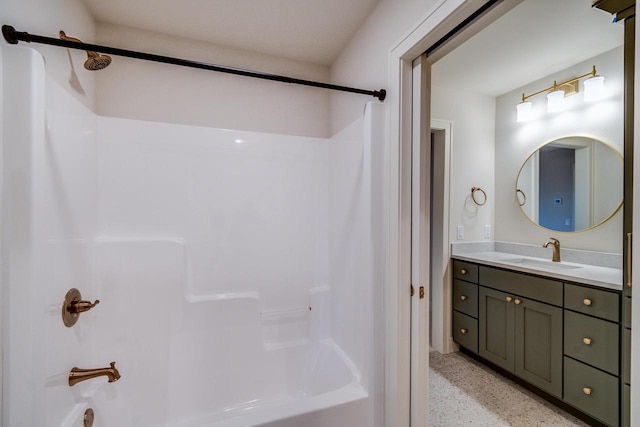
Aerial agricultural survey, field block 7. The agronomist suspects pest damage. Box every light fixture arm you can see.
[520,65,598,102]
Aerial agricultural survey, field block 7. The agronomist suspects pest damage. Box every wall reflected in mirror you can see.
[516,136,622,232]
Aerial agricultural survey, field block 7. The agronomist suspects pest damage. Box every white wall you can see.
[94,23,332,138]
[0,2,332,139]
[495,47,624,253]
[0,0,96,108]
[330,0,443,135]
[431,86,496,242]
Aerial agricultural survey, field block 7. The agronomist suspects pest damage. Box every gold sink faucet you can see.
[543,237,561,262]
[69,361,121,387]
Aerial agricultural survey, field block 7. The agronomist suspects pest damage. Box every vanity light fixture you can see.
[546,85,566,113]
[583,74,606,101]
[516,65,604,122]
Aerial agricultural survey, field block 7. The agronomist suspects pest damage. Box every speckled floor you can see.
[429,350,589,426]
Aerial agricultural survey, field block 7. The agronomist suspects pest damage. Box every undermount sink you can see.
[500,257,582,270]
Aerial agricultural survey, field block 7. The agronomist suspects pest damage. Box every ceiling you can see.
[81,0,380,66]
[81,0,623,94]
[433,0,625,97]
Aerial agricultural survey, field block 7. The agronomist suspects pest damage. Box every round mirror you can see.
[515,136,622,232]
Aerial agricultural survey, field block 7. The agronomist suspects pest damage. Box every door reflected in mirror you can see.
[516,136,622,232]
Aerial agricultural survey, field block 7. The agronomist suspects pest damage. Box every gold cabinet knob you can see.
[583,337,592,345]
[583,298,592,306]
[460,295,468,301]
[514,299,522,305]
[583,387,592,396]
[460,328,468,334]
[460,269,468,275]
[506,296,513,302]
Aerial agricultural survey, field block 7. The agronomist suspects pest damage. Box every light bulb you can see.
[583,75,605,102]
[516,101,533,122]
[547,90,565,113]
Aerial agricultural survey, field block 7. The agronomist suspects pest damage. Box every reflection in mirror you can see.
[516,136,622,232]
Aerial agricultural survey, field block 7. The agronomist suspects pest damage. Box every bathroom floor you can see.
[429,350,589,426]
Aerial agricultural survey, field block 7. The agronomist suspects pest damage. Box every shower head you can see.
[59,30,112,71]
[84,51,112,71]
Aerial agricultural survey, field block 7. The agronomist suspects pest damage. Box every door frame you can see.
[384,0,522,425]
[430,119,453,354]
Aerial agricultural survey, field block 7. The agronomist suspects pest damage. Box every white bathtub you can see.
[173,340,368,427]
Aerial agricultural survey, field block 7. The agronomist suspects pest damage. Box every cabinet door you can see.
[479,287,515,372]
[515,297,562,398]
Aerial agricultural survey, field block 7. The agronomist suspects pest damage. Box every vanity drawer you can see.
[624,296,631,328]
[479,266,562,306]
[453,311,478,353]
[624,327,631,384]
[453,279,478,318]
[453,260,478,283]
[564,283,620,322]
[564,310,619,375]
[564,356,619,427]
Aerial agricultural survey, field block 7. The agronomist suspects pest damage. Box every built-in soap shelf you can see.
[261,306,311,350]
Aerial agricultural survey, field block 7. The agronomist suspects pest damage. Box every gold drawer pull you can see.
[583,338,592,345]
[583,387,592,396]
[460,328,468,334]
[460,295,468,301]
[506,296,513,302]
[514,299,522,305]
[583,298,592,306]
[460,269,468,275]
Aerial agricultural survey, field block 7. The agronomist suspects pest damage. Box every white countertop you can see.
[452,251,623,291]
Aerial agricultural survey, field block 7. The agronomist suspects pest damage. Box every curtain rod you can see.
[2,25,386,101]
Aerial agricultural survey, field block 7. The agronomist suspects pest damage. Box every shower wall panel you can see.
[328,102,385,427]
[96,119,329,314]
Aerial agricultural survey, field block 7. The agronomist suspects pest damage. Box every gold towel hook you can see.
[471,187,487,206]
[516,189,526,207]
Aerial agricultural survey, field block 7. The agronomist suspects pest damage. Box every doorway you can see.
[429,120,452,354]
[388,0,629,426]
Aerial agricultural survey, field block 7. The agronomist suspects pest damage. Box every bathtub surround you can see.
[1,46,383,426]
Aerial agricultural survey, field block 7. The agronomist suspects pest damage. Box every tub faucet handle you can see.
[62,288,100,327]
[72,299,100,314]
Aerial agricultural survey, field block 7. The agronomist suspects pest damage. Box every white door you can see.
[410,53,430,427]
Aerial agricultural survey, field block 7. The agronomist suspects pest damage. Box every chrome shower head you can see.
[59,30,112,71]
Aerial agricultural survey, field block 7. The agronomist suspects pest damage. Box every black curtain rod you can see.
[2,25,386,101]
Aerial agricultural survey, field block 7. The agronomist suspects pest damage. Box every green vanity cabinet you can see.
[478,285,562,398]
[452,258,624,425]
